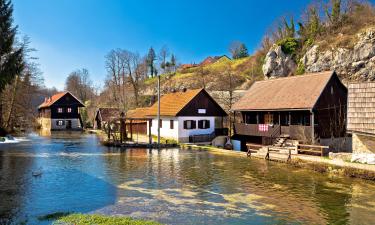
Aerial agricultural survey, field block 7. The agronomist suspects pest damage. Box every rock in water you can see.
[262,45,297,79]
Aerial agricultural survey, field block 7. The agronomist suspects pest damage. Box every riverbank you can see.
[180,144,375,181]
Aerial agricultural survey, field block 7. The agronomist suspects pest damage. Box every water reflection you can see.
[1,134,375,225]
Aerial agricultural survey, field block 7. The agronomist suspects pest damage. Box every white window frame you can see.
[67,107,72,113]
[58,107,63,113]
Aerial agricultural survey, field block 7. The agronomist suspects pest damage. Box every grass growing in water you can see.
[38,212,72,221]
[53,214,162,225]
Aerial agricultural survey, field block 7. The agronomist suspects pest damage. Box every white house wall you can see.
[149,117,179,140]
[148,116,218,143]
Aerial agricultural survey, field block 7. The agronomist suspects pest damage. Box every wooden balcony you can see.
[234,123,312,140]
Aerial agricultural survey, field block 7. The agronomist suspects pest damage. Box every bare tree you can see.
[158,45,169,73]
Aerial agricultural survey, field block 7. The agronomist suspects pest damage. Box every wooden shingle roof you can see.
[347,82,375,135]
[232,71,335,111]
[97,108,122,122]
[147,89,203,116]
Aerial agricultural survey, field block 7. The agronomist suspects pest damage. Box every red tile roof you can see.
[147,89,203,116]
[38,92,84,109]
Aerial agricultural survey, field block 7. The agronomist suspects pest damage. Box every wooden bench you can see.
[265,147,292,162]
[297,144,329,157]
[246,143,263,157]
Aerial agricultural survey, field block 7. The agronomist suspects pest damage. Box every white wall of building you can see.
[148,116,218,142]
[149,117,179,140]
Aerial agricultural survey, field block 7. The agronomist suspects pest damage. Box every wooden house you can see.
[38,92,85,131]
[94,107,123,129]
[126,107,150,135]
[231,71,347,150]
[347,82,375,153]
[146,88,228,143]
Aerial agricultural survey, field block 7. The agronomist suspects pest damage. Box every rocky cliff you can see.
[263,27,375,81]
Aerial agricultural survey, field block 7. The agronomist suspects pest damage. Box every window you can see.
[56,120,64,126]
[183,120,196,129]
[198,120,210,129]
[67,107,72,113]
[170,120,174,129]
[159,119,162,128]
[57,108,63,113]
[198,109,206,114]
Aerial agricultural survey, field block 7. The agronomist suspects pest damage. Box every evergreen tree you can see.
[0,0,24,127]
[170,54,176,72]
[232,43,249,59]
[326,0,342,27]
[146,47,156,77]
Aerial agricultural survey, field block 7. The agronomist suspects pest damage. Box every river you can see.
[0,133,374,225]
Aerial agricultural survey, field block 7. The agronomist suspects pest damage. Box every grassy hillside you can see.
[144,55,264,93]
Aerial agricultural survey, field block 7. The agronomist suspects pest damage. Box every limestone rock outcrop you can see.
[262,45,297,79]
[301,27,375,80]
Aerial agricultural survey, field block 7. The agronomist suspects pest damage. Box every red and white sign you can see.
[258,124,269,132]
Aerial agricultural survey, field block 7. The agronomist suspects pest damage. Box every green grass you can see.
[53,213,162,225]
[38,212,72,221]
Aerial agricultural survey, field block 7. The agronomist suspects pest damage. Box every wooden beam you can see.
[311,111,315,144]
[148,119,152,144]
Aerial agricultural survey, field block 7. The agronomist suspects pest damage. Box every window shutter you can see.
[198,120,203,129]
[170,120,174,129]
[184,120,187,129]
[191,120,196,129]
[206,120,210,129]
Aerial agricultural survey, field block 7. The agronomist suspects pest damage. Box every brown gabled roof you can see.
[232,71,335,111]
[97,108,122,122]
[147,89,203,116]
[38,91,84,109]
[126,107,151,119]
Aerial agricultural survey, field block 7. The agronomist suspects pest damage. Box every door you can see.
[66,120,72,129]
[264,113,274,125]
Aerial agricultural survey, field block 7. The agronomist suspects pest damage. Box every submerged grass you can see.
[53,213,162,225]
[38,212,72,221]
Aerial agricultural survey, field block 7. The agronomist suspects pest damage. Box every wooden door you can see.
[264,113,273,124]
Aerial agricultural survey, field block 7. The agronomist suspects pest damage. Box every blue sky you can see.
[13,0,316,90]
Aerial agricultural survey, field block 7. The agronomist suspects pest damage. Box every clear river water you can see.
[1,133,375,225]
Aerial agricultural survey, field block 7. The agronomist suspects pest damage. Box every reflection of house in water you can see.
[38,92,85,131]
[347,82,375,153]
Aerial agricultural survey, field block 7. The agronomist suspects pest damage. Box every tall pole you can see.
[157,75,161,147]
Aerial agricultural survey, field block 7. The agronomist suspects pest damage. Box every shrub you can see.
[296,61,305,75]
[276,37,300,56]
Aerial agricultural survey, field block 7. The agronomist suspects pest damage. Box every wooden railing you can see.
[233,123,281,137]
[297,144,329,156]
[234,123,313,140]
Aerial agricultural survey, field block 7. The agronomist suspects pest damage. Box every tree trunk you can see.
[5,76,19,130]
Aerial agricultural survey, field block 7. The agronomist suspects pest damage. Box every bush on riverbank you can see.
[53,213,162,225]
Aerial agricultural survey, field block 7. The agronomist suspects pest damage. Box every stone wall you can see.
[352,133,375,154]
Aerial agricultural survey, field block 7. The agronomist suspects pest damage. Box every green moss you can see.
[53,213,162,225]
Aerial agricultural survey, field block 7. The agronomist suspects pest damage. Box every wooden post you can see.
[148,119,152,144]
[256,112,259,124]
[278,112,281,125]
[130,120,133,141]
[288,112,291,125]
[311,111,315,144]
